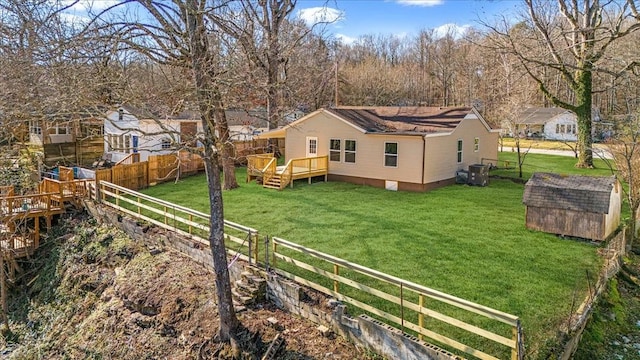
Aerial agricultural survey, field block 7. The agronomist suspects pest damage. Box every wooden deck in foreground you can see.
[1,179,88,260]
[247,155,329,190]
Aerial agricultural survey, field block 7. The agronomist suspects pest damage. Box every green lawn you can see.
[139,152,610,358]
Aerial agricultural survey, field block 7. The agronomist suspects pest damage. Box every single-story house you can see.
[104,105,203,163]
[226,108,269,141]
[522,172,621,241]
[506,107,605,141]
[257,106,499,192]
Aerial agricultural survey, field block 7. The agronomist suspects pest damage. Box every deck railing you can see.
[246,153,275,181]
[261,157,278,186]
[39,178,88,202]
[278,155,329,189]
[115,152,141,166]
[272,236,523,360]
[94,181,261,265]
[0,193,61,218]
[0,186,14,198]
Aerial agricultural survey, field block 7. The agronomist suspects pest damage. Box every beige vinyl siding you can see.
[423,115,498,184]
[285,111,424,183]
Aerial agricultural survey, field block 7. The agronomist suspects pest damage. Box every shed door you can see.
[306,136,318,158]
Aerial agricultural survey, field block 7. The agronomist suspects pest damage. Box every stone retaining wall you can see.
[84,200,456,360]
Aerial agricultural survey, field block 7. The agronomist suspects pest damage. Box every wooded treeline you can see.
[1,1,639,136]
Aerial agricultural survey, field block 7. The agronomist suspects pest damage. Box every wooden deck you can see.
[0,192,66,258]
[1,178,87,260]
[246,155,329,190]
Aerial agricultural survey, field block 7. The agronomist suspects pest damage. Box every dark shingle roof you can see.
[326,106,473,134]
[522,172,616,214]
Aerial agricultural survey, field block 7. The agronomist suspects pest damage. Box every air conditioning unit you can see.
[468,164,489,186]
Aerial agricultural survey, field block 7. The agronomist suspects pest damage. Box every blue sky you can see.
[60,0,519,43]
[296,0,520,43]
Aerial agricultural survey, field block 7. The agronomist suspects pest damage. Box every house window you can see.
[474,137,479,152]
[161,138,171,150]
[457,139,463,163]
[329,139,341,162]
[384,142,398,167]
[345,140,356,163]
[29,121,42,135]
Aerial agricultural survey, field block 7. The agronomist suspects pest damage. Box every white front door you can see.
[306,136,318,158]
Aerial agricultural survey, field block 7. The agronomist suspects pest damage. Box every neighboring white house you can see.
[104,106,202,163]
[507,107,603,141]
[226,108,269,141]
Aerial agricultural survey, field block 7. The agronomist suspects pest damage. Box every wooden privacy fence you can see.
[92,181,260,265]
[98,151,205,190]
[271,237,523,360]
[148,151,204,185]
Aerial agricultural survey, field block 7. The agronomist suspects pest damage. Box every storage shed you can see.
[522,173,621,241]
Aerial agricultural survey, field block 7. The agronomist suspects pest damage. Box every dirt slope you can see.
[1,215,377,359]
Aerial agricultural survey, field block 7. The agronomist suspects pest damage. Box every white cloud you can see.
[396,0,444,7]
[335,33,357,45]
[297,7,344,27]
[59,12,90,25]
[433,23,470,39]
[61,0,120,12]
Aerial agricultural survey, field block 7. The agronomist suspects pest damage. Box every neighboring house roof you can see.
[517,108,571,125]
[326,106,473,134]
[225,109,268,127]
[522,172,616,214]
[119,104,159,119]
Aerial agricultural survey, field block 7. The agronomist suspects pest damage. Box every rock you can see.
[623,336,631,344]
[613,340,622,346]
[317,325,331,337]
[327,299,341,309]
[267,317,279,327]
[149,248,162,256]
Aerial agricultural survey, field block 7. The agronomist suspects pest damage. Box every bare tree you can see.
[605,111,640,245]
[209,0,298,129]
[484,0,640,168]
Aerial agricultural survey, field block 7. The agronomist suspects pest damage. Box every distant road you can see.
[501,146,613,160]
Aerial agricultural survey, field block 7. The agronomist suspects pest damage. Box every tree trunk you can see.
[185,0,238,342]
[214,105,239,190]
[203,143,239,341]
[575,69,594,168]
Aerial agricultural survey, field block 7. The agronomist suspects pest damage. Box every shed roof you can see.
[522,172,617,214]
[326,106,473,134]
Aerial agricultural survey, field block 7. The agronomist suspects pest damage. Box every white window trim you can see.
[306,136,318,157]
[384,142,398,168]
[161,138,171,150]
[344,139,356,164]
[329,138,341,162]
[457,139,463,164]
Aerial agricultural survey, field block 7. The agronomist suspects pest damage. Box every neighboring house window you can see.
[474,137,479,152]
[29,121,42,135]
[329,139,341,162]
[345,140,356,163]
[384,142,398,167]
[556,124,576,135]
[55,123,69,135]
[457,139,463,163]
[161,138,171,149]
[124,135,131,153]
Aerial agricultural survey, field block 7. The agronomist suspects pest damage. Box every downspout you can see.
[421,135,426,186]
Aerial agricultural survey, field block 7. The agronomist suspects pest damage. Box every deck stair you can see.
[246,155,329,190]
[262,175,283,189]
